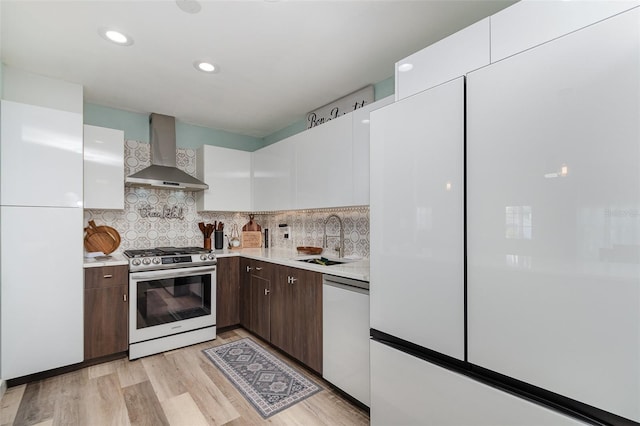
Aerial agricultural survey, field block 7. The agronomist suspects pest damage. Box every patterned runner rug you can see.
[203,338,323,418]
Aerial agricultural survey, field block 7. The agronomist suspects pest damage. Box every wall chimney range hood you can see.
[125,113,209,191]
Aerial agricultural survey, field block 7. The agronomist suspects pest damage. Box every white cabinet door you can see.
[352,96,394,206]
[295,113,353,209]
[1,100,83,207]
[197,145,251,212]
[370,341,587,426]
[83,124,124,210]
[467,9,640,422]
[396,18,489,100]
[252,137,296,212]
[490,0,639,62]
[1,206,84,379]
[370,78,465,360]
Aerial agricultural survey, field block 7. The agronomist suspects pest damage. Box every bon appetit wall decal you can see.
[306,85,373,129]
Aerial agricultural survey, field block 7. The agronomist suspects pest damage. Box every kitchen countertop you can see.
[83,252,128,268]
[212,247,370,282]
[83,247,369,281]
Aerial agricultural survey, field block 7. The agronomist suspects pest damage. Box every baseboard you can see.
[0,379,7,400]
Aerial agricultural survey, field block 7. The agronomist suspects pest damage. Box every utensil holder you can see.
[204,237,212,250]
[214,230,224,250]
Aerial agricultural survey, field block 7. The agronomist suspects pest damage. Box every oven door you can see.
[129,265,216,344]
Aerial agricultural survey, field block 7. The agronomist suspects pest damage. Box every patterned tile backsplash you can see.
[85,140,370,258]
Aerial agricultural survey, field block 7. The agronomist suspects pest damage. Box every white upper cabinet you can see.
[295,113,353,210]
[490,0,640,62]
[1,100,83,208]
[197,145,252,212]
[83,125,124,210]
[352,96,394,206]
[395,18,489,100]
[252,137,296,212]
[2,65,83,114]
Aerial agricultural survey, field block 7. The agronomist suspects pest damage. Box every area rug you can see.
[203,338,322,418]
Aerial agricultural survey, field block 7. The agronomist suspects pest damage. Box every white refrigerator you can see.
[1,100,84,379]
[369,7,639,425]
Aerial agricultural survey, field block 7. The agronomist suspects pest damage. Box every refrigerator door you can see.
[1,206,84,379]
[370,77,465,360]
[467,9,639,422]
[370,341,587,426]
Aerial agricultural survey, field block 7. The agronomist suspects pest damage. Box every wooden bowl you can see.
[296,246,323,255]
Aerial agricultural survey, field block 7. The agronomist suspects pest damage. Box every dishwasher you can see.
[322,274,370,407]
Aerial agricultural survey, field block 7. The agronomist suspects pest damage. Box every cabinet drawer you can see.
[243,260,271,278]
[84,265,128,289]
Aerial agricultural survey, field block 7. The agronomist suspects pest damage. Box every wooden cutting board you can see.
[241,231,262,248]
[84,220,121,254]
[242,214,261,231]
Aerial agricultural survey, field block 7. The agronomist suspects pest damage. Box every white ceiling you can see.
[1,0,515,139]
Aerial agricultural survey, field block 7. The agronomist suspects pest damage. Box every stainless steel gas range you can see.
[123,247,217,359]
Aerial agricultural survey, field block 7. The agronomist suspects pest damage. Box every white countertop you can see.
[83,253,128,268]
[83,247,369,281]
[214,247,370,282]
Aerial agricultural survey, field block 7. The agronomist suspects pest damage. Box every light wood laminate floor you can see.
[1,328,369,426]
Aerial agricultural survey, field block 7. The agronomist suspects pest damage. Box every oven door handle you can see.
[130,266,216,280]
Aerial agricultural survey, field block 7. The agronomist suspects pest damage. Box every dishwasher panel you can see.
[322,275,370,406]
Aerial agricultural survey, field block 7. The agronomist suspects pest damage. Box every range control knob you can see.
[152,257,161,264]
[200,254,207,261]
[142,258,151,265]
[208,254,216,260]
[132,259,141,266]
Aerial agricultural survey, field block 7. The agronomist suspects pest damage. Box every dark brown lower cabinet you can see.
[216,256,240,328]
[240,258,272,342]
[84,265,129,360]
[238,259,322,373]
[272,265,322,373]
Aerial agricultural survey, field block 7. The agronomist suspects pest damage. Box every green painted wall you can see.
[83,103,262,152]
[261,75,395,147]
[262,120,307,147]
[84,104,148,142]
[374,76,395,100]
[84,74,395,152]
[175,121,261,151]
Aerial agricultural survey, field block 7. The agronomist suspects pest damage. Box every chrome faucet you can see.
[323,214,344,258]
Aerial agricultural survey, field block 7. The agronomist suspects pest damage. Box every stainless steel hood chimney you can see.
[125,113,209,191]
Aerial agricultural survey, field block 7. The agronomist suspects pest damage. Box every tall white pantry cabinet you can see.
[0,69,84,380]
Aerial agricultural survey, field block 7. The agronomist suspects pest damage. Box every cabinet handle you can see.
[103,274,113,279]
[255,267,263,271]
[246,266,253,272]
[264,288,270,295]
[123,294,127,302]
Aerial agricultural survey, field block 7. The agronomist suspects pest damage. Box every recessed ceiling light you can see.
[398,63,413,72]
[176,0,201,14]
[98,27,134,46]
[194,61,219,73]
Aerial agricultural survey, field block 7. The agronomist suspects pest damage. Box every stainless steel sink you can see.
[296,257,347,266]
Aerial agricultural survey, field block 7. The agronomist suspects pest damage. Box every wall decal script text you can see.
[138,204,185,220]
